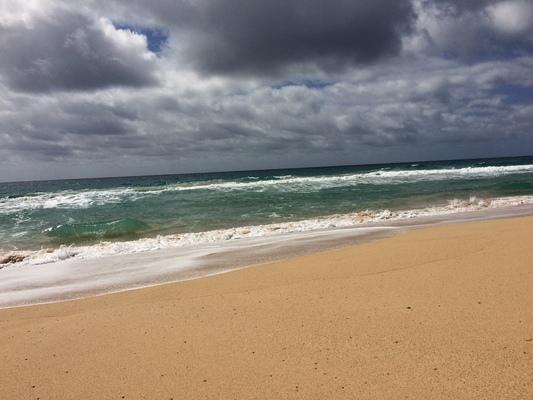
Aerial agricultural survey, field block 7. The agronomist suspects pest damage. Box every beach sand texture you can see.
[1,216,532,399]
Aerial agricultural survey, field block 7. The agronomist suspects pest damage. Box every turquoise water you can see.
[1,156,533,254]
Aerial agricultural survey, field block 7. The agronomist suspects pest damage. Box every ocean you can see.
[2,156,533,267]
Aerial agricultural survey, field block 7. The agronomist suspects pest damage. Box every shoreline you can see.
[4,194,533,265]
[1,215,532,399]
[1,201,533,309]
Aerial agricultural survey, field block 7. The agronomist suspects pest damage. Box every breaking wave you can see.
[2,195,533,267]
[2,164,533,214]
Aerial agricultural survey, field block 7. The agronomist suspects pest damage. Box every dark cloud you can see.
[130,0,415,75]
[0,8,157,92]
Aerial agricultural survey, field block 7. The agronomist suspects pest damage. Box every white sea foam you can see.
[2,194,533,268]
[158,164,533,192]
[0,187,141,214]
[2,164,533,214]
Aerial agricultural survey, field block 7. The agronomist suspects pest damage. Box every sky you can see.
[1,0,533,182]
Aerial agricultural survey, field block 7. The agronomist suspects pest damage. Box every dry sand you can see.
[1,216,532,399]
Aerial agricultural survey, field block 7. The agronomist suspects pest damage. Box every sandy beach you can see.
[1,216,532,399]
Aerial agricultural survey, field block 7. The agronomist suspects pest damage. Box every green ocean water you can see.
[1,156,533,254]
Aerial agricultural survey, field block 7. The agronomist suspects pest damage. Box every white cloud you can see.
[98,17,155,61]
[488,1,533,36]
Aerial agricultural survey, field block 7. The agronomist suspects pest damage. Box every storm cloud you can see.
[0,0,532,181]
[148,0,416,75]
[0,6,157,92]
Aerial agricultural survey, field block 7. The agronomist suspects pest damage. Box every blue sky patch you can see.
[114,23,169,53]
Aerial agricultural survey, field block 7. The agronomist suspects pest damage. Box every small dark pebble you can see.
[0,254,26,264]
[406,307,412,310]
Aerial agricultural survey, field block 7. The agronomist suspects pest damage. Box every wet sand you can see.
[0,216,532,399]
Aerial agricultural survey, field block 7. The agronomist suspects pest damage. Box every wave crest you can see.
[2,164,533,214]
